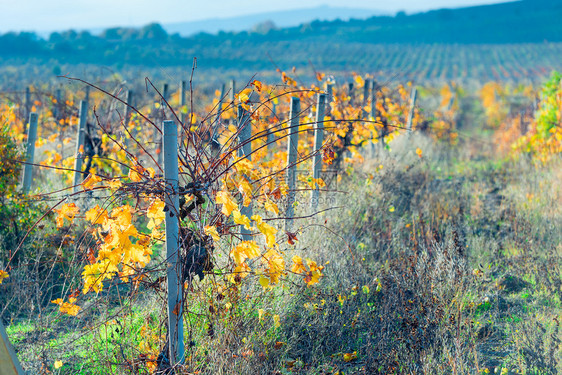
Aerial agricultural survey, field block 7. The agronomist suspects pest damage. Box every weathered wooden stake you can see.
[311,94,326,212]
[0,321,25,375]
[163,119,184,366]
[326,83,334,117]
[285,97,300,231]
[162,83,169,102]
[73,100,88,192]
[237,105,253,241]
[24,87,31,127]
[22,112,38,194]
[348,82,354,106]
[362,79,371,118]
[406,87,418,132]
[230,80,236,102]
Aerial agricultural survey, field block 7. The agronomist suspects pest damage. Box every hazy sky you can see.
[0,0,511,33]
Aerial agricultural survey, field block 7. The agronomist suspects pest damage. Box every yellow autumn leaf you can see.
[237,88,252,103]
[204,225,220,241]
[259,275,270,289]
[258,308,265,322]
[85,205,108,225]
[238,177,253,207]
[51,298,80,316]
[305,259,324,286]
[354,74,365,88]
[229,262,251,283]
[0,270,9,284]
[107,179,123,190]
[252,215,277,247]
[230,241,261,265]
[216,190,238,216]
[290,255,307,274]
[54,202,79,228]
[146,167,156,178]
[343,351,357,362]
[82,173,102,190]
[233,210,252,229]
[54,360,63,369]
[110,205,134,229]
[82,259,118,294]
[262,249,285,284]
[128,165,144,182]
[273,314,281,328]
[251,80,263,92]
[416,148,423,158]
[147,199,166,230]
[264,199,279,215]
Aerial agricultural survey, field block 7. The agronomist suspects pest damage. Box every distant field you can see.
[1,42,561,89]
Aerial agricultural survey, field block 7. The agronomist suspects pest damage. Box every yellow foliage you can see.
[85,205,108,226]
[232,209,252,229]
[51,297,81,316]
[204,225,220,241]
[216,190,238,216]
[252,215,277,247]
[146,199,166,230]
[0,270,9,284]
[230,241,261,265]
[264,199,279,215]
[82,173,102,190]
[262,248,285,284]
[55,202,79,228]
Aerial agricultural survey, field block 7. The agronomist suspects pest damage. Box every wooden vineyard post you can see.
[24,87,31,128]
[0,321,25,375]
[348,82,354,106]
[326,83,333,117]
[162,83,169,103]
[311,94,326,212]
[121,90,133,175]
[155,85,169,167]
[73,100,88,193]
[54,88,62,121]
[362,79,371,118]
[22,112,38,194]
[163,119,184,366]
[230,80,236,102]
[285,97,300,231]
[237,105,253,241]
[407,87,418,133]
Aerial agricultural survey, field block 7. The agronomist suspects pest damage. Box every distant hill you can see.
[2,0,562,83]
[164,6,386,36]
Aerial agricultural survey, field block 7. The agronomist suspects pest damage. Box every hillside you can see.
[1,0,562,83]
[164,6,385,36]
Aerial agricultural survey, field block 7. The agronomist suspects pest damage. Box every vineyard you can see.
[0,67,561,374]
